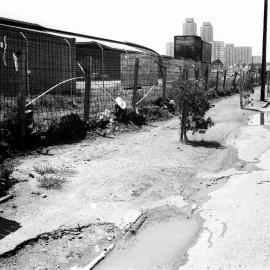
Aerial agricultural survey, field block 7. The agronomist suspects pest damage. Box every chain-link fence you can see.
[0,22,259,148]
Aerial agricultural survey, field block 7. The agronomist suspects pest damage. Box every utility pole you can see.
[261,0,268,101]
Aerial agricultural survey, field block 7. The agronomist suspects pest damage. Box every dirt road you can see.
[0,93,257,269]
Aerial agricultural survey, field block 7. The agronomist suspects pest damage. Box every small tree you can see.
[173,79,214,142]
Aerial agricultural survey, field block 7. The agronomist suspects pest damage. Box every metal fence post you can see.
[240,71,244,109]
[233,72,237,92]
[205,64,209,91]
[255,72,257,84]
[17,51,27,150]
[162,66,167,100]
[215,71,219,91]
[84,57,92,122]
[267,70,270,97]
[223,69,227,90]
[132,58,140,110]
[156,59,167,100]
[260,112,265,125]
[185,68,189,80]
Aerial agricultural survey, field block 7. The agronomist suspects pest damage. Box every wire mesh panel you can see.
[121,52,160,104]
[76,42,133,114]
[0,26,24,127]
[0,23,169,139]
[25,32,81,131]
[2,20,227,145]
[0,24,85,133]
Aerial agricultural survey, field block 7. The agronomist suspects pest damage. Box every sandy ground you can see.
[0,91,263,269]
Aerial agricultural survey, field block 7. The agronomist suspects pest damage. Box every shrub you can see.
[45,114,87,144]
[173,79,214,142]
[0,162,15,196]
[0,105,41,150]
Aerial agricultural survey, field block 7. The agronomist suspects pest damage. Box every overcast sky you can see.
[0,0,268,57]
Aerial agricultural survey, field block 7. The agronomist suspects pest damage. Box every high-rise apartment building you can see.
[224,44,235,66]
[200,22,213,43]
[212,41,225,63]
[224,44,252,65]
[183,18,197,36]
[236,47,252,64]
[252,55,262,64]
[165,42,174,57]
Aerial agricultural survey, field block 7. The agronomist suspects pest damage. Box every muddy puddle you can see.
[248,112,270,126]
[95,217,199,270]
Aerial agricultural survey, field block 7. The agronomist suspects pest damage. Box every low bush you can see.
[0,106,41,150]
[206,88,219,100]
[0,161,15,196]
[139,105,170,121]
[34,165,60,175]
[45,114,87,144]
[173,79,214,142]
[34,164,71,190]
[37,174,66,190]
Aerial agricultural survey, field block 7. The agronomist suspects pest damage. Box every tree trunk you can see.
[180,112,185,141]
[180,106,187,142]
[184,127,188,142]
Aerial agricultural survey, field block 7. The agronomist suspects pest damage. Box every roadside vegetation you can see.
[34,164,74,190]
[37,174,66,190]
[173,79,214,142]
[0,161,14,196]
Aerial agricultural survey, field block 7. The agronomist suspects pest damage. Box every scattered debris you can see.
[117,210,143,234]
[70,244,115,270]
[114,104,146,126]
[36,149,51,156]
[152,97,176,113]
[257,180,270,185]
[129,214,147,235]
[0,194,14,204]
[115,97,127,110]
[31,191,41,195]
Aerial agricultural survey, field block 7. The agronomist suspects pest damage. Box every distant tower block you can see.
[183,18,197,36]
[200,22,213,43]
[165,42,174,57]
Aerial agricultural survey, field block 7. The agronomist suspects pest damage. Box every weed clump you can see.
[33,165,60,176]
[34,164,72,190]
[37,174,66,190]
